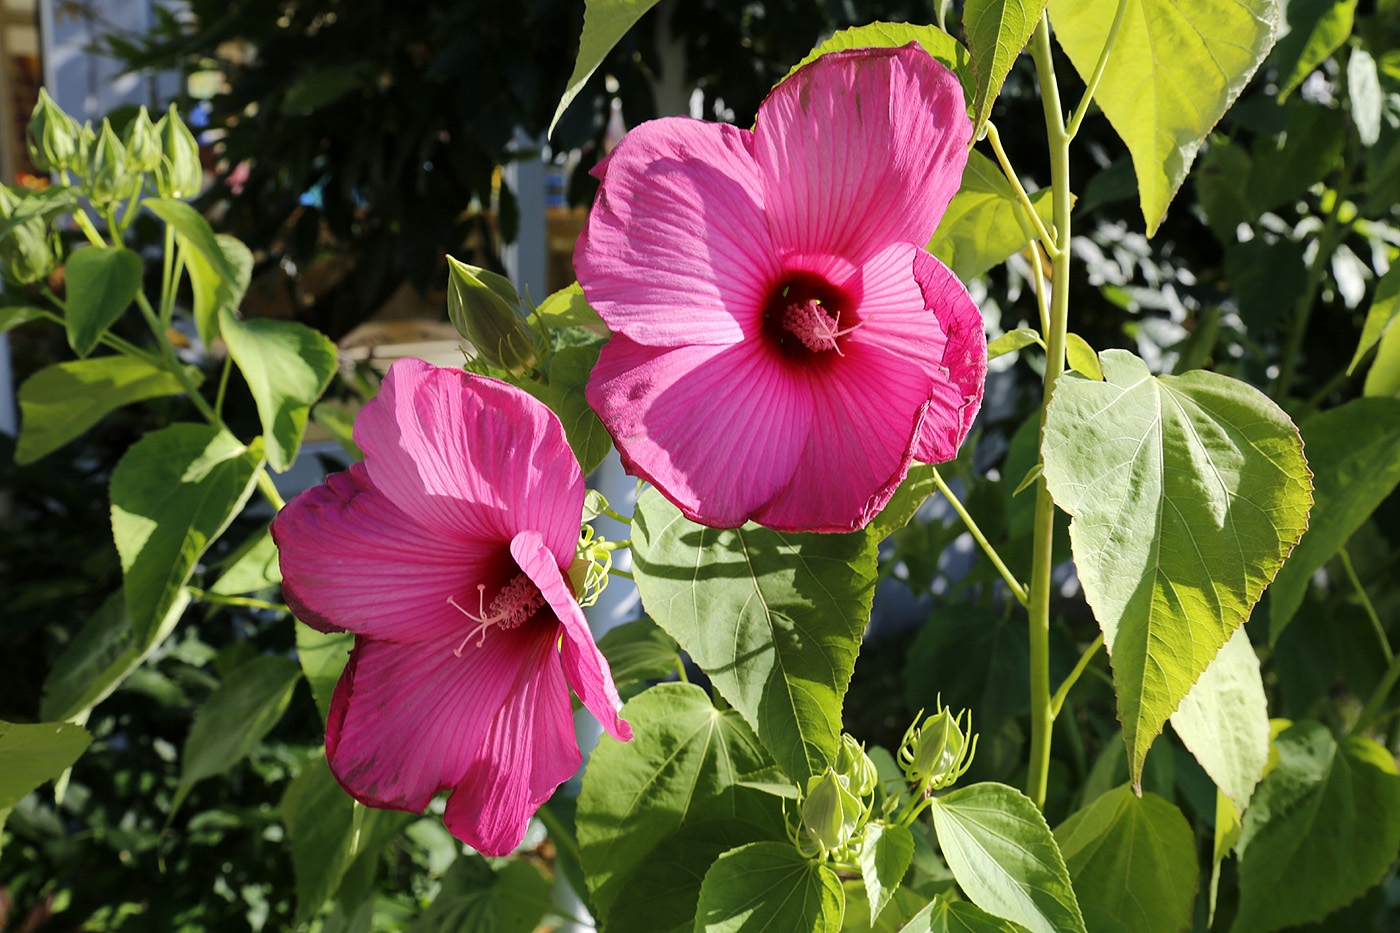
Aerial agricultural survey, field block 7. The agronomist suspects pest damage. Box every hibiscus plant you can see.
[4,1,1400,932]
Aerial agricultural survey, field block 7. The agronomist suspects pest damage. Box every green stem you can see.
[134,290,220,425]
[1049,634,1104,718]
[188,589,287,612]
[215,353,233,417]
[160,223,177,326]
[257,469,287,511]
[1026,13,1073,811]
[986,122,1060,259]
[35,292,160,366]
[1339,548,1391,664]
[608,568,634,580]
[1065,0,1129,140]
[1353,650,1400,737]
[599,538,632,551]
[599,505,633,525]
[73,209,107,247]
[929,466,1029,606]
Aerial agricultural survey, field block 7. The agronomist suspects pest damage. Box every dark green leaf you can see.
[295,624,352,722]
[901,897,1026,933]
[549,0,662,137]
[1272,0,1357,99]
[694,841,845,933]
[183,232,253,348]
[0,304,48,334]
[210,524,281,596]
[548,343,610,475]
[62,246,143,357]
[1224,238,1307,333]
[904,606,1029,739]
[595,617,680,689]
[0,720,92,811]
[964,1,1049,139]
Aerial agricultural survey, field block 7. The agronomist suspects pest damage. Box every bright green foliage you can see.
[62,246,142,357]
[184,232,253,348]
[549,0,661,137]
[533,281,604,330]
[218,306,337,472]
[858,822,914,924]
[210,525,282,596]
[0,720,91,810]
[1233,722,1400,933]
[869,464,943,539]
[1269,398,1400,639]
[15,355,190,464]
[1210,791,1241,925]
[595,617,681,690]
[1168,625,1269,809]
[0,304,46,334]
[1049,0,1279,235]
[784,22,974,103]
[1273,0,1357,99]
[987,328,1045,360]
[1350,263,1400,374]
[172,654,301,813]
[548,344,611,474]
[694,841,844,933]
[1064,333,1102,380]
[927,151,1056,281]
[576,683,784,926]
[901,897,1025,933]
[631,490,878,783]
[964,0,1049,139]
[405,856,552,933]
[1365,320,1400,398]
[110,425,265,642]
[1054,785,1197,933]
[295,625,352,721]
[1042,350,1311,783]
[929,782,1087,933]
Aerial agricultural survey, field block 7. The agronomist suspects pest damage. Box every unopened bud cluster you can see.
[898,700,977,795]
[790,734,879,861]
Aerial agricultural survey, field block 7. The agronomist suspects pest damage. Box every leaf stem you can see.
[1339,548,1391,664]
[929,467,1029,606]
[159,223,177,326]
[187,588,288,612]
[72,209,107,248]
[134,291,221,426]
[1026,12,1073,811]
[599,504,633,525]
[1050,634,1104,718]
[35,292,160,366]
[608,568,634,580]
[215,353,233,416]
[1352,649,1400,737]
[256,469,287,512]
[1065,0,1130,141]
[986,122,1060,259]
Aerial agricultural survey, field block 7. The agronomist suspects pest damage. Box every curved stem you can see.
[599,504,633,525]
[1026,13,1073,811]
[1339,548,1391,664]
[1352,650,1400,737]
[256,470,287,511]
[1065,0,1130,140]
[35,292,161,366]
[72,209,106,247]
[1050,634,1104,718]
[986,122,1060,259]
[929,467,1029,606]
[159,223,177,326]
[134,290,220,426]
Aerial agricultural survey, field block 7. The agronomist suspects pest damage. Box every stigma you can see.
[447,573,544,655]
[782,299,863,355]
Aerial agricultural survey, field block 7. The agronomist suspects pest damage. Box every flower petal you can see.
[354,358,584,562]
[587,334,813,528]
[273,463,502,643]
[325,623,557,814]
[756,45,971,265]
[575,118,779,347]
[443,638,580,855]
[510,530,632,742]
[911,250,987,463]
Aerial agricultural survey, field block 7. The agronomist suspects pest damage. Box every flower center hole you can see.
[763,272,858,359]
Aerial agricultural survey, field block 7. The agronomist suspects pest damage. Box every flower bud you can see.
[446,255,537,373]
[26,88,80,174]
[153,104,203,199]
[87,119,138,205]
[0,187,56,285]
[835,734,879,798]
[798,767,863,858]
[124,106,162,174]
[899,703,976,792]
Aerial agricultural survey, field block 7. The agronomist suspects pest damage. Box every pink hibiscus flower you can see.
[271,357,631,856]
[577,44,986,533]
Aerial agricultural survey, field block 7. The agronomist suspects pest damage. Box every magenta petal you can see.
[756,45,971,265]
[273,464,498,643]
[325,625,554,813]
[587,334,813,528]
[354,358,584,561]
[575,118,778,347]
[443,639,580,855]
[510,531,632,742]
[911,250,988,463]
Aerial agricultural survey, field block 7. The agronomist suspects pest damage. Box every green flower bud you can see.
[26,88,80,173]
[446,255,537,373]
[73,122,97,176]
[798,767,864,858]
[153,104,203,199]
[87,119,138,205]
[124,106,162,174]
[835,734,879,798]
[898,702,976,792]
[0,188,56,285]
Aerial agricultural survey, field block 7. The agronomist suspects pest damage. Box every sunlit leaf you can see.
[183,232,253,348]
[901,897,1024,933]
[784,22,973,102]
[549,0,661,138]
[1349,263,1400,375]
[964,0,1049,139]
[1272,0,1357,99]
[928,150,1057,282]
[62,245,142,357]
[860,821,914,924]
[694,841,845,933]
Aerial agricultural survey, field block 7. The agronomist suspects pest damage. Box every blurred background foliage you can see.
[4,0,1400,929]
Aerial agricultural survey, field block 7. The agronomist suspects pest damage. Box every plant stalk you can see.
[929,467,1029,606]
[1065,0,1130,140]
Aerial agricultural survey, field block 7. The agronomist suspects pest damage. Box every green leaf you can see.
[1196,139,1256,239]
[1349,264,1400,375]
[219,306,338,472]
[860,821,915,924]
[1348,47,1383,147]
[16,355,190,464]
[576,683,784,925]
[0,185,75,240]
[1041,350,1311,782]
[1272,0,1357,99]
[929,782,1087,933]
[1363,316,1400,398]
[900,897,1024,933]
[694,841,845,933]
[1232,722,1400,933]
[1224,238,1307,333]
[283,66,369,115]
[1168,624,1269,809]
[1054,785,1198,933]
[1048,0,1279,235]
[595,617,681,689]
[870,464,943,539]
[210,524,282,596]
[533,281,605,330]
[312,400,364,462]
[987,328,1045,360]
[548,343,611,475]
[631,489,878,783]
[110,424,265,642]
[295,624,352,722]
[0,304,47,334]
[183,232,253,348]
[0,720,92,811]
[1269,398,1400,640]
[783,23,974,105]
[604,821,759,933]
[549,0,661,138]
[964,0,1049,140]
[1064,333,1102,380]
[1209,790,1241,926]
[1247,101,1347,215]
[928,151,1057,281]
[144,198,239,292]
[61,246,143,357]
[172,654,301,813]
[904,606,1029,739]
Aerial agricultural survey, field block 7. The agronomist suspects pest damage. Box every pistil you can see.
[447,573,544,655]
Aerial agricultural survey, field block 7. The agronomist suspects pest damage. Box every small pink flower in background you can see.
[577,45,986,533]
[272,357,631,856]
